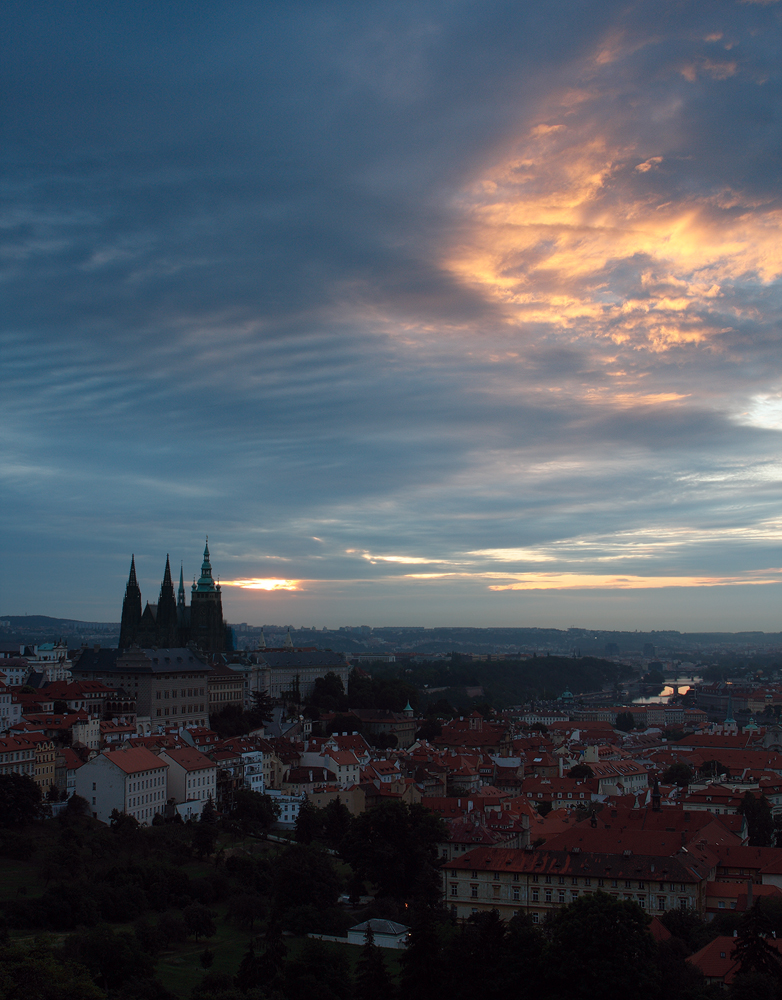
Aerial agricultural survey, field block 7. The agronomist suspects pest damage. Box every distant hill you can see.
[0,615,119,629]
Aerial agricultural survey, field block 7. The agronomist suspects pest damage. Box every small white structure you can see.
[347,919,410,950]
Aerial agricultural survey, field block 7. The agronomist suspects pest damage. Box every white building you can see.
[158,746,217,820]
[0,681,22,733]
[266,788,305,829]
[75,746,168,824]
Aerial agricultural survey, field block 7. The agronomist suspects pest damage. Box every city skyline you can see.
[3,3,782,630]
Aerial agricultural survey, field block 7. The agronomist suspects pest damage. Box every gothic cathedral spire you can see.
[119,555,142,649]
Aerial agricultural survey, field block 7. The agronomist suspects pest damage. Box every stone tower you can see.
[189,538,226,653]
[118,555,142,649]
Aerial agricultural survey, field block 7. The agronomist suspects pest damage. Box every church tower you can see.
[156,555,179,647]
[189,538,226,652]
[119,556,142,649]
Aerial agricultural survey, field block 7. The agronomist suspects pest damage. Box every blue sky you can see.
[3,1,782,630]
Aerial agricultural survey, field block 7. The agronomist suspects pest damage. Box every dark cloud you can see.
[2,2,782,627]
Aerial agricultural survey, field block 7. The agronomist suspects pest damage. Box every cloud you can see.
[2,2,782,627]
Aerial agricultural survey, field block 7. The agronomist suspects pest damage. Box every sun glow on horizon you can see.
[221,578,302,591]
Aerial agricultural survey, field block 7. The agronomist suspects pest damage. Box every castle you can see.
[118,539,230,653]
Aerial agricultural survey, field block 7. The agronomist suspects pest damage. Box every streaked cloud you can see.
[2,2,782,629]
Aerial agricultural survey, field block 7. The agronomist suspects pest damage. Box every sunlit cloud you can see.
[403,570,782,590]
[353,550,452,565]
[444,48,782,368]
[221,578,302,591]
[488,572,782,590]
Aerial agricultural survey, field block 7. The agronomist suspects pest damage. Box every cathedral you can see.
[118,540,230,652]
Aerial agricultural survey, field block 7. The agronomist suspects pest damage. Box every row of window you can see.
[468,871,688,892]
[458,885,691,911]
[156,688,206,699]
[156,704,205,716]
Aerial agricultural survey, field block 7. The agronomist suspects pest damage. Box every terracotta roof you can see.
[102,746,168,774]
[159,747,216,771]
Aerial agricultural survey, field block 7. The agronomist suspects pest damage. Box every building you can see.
[0,680,21,732]
[347,919,410,949]
[75,746,169,824]
[72,646,211,730]
[118,540,230,653]
[207,662,244,714]
[158,746,217,820]
[443,846,708,922]
[0,734,37,779]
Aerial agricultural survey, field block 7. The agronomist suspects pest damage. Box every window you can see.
[658,897,666,911]
[513,888,519,901]
[572,891,579,899]
[638,896,645,907]
[679,899,688,910]
[625,881,632,889]
[558,876,565,885]
[545,890,552,903]
[638,881,645,890]
[450,884,458,897]
[531,913,539,924]
[532,874,539,883]
[545,875,552,884]
[612,880,618,888]
[558,891,565,903]
[471,871,478,879]
[532,889,539,902]
[471,885,478,898]
[513,873,519,882]
[718,901,725,909]
[571,877,578,886]
[598,879,604,887]
[584,878,591,886]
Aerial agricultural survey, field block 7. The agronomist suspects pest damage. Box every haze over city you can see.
[3,2,782,631]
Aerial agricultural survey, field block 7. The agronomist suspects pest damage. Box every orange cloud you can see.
[443,82,782,363]
[221,578,302,591]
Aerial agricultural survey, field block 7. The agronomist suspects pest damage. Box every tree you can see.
[191,818,218,859]
[0,939,105,1000]
[355,922,395,1000]
[700,759,730,780]
[308,673,348,713]
[322,797,352,851]
[662,763,694,788]
[567,763,594,780]
[547,892,659,1000]
[183,903,216,942]
[615,712,634,732]
[257,909,287,991]
[399,906,447,1000]
[294,800,321,844]
[65,924,154,992]
[341,801,447,903]
[732,900,782,982]
[416,717,442,742]
[285,938,352,1000]
[233,789,280,834]
[249,688,275,725]
[273,844,340,913]
[0,773,43,826]
[739,792,774,847]
[235,941,262,994]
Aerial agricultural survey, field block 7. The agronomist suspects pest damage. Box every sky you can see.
[3,1,782,631]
